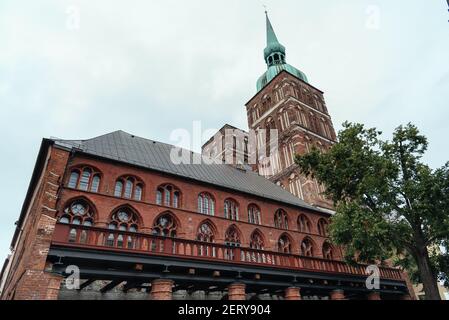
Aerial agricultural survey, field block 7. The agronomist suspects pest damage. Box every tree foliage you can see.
[296,122,449,299]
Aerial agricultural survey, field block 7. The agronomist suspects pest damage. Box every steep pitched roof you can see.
[53,130,330,214]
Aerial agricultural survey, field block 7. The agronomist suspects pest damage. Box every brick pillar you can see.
[150,279,174,300]
[367,292,381,300]
[14,271,63,300]
[285,287,301,300]
[228,283,246,301]
[330,289,346,300]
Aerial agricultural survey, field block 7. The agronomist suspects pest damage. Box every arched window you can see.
[67,167,101,193]
[79,168,92,191]
[114,180,123,197]
[156,184,181,208]
[298,214,312,233]
[225,225,241,247]
[108,208,139,232]
[322,242,334,260]
[91,175,100,193]
[59,199,95,226]
[152,213,177,238]
[318,218,329,236]
[274,209,289,230]
[68,171,80,189]
[198,193,215,216]
[224,199,239,221]
[224,225,241,261]
[114,176,144,201]
[278,234,292,254]
[301,238,314,257]
[248,205,261,225]
[124,178,134,198]
[250,230,265,250]
[197,222,215,243]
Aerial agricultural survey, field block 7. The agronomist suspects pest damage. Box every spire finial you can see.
[263,11,286,67]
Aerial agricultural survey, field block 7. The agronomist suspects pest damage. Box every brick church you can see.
[0,13,414,300]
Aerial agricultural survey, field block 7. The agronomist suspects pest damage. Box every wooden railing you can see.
[52,224,404,281]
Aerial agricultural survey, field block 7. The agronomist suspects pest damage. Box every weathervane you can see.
[259,0,268,14]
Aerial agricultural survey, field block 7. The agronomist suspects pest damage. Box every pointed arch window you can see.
[318,218,329,236]
[152,213,177,238]
[68,167,101,193]
[225,226,241,247]
[298,214,312,233]
[197,222,215,243]
[198,193,215,216]
[224,199,239,221]
[248,205,261,225]
[250,231,265,250]
[274,209,289,230]
[301,238,314,257]
[156,184,181,208]
[225,225,241,260]
[322,242,334,260]
[108,208,139,233]
[278,234,292,254]
[114,176,144,201]
[59,199,94,227]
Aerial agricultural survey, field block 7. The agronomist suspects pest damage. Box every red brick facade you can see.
[1,146,69,300]
[56,154,340,259]
[246,71,337,209]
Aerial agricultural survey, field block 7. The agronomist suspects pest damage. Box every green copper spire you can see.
[264,12,286,65]
[257,12,309,92]
[266,11,280,45]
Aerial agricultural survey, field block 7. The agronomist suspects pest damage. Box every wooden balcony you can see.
[52,224,404,282]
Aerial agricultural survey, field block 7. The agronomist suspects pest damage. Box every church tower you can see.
[246,13,337,209]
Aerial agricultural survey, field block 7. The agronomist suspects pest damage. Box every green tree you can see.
[295,122,449,300]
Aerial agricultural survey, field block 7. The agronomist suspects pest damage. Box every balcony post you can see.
[284,287,301,300]
[150,279,174,300]
[330,289,346,300]
[228,283,246,301]
[164,238,173,255]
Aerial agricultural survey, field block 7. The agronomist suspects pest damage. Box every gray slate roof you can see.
[53,131,329,214]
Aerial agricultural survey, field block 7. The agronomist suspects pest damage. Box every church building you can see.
[0,13,414,300]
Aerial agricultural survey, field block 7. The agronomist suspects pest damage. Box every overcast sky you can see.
[0,0,448,260]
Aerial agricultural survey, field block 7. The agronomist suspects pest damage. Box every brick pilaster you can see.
[367,292,381,300]
[228,283,246,301]
[150,279,174,300]
[330,289,345,300]
[285,287,301,300]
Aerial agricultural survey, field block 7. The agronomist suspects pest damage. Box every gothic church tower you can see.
[246,13,337,209]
